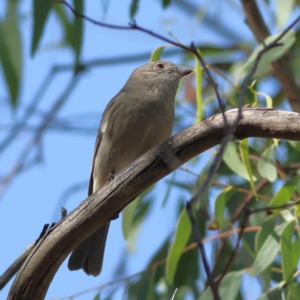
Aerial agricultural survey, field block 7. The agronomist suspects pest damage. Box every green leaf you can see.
[288,282,300,300]
[166,209,191,284]
[162,172,176,206]
[288,141,300,152]
[268,177,298,212]
[250,89,273,108]
[127,270,154,300]
[223,142,257,181]
[199,271,243,300]
[130,0,139,19]
[260,265,272,290]
[281,221,299,281]
[275,0,294,29]
[70,0,83,65]
[212,186,233,230]
[122,197,141,240]
[122,186,154,251]
[0,0,22,106]
[174,287,194,299]
[162,0,171,8]
[249,221,290,276]
[31,0,52,56]
[256,284,283,300]
[255,215,276,253]
[218,271,243,299]
[128,239,170,300]
[145,272,155,300]
[239,139,257,197]
[250,236,279,277]
[173,244,199,288]
[195,52,203,122]
[243,30,296,77]
[150,46,165,62]
[258,145,277,182]
[54,0,83,66]
[53,3,73,51]
[53,3,70,34]
[93,293,100,300]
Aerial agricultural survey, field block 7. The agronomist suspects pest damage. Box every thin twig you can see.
[0,72,83,195]
[0,68,56,152]
[56,0,226,124]
[186,202,220,300]
[216,209,251,286]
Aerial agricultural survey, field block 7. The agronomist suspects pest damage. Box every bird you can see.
[68,60,193,276]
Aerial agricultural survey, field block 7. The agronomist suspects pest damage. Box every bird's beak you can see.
[178,68,194,77]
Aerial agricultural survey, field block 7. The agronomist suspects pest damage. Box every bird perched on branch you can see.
[68,61,193,276]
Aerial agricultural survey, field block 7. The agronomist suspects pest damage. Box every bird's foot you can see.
[111,213,119,220]
[107,173,115,181]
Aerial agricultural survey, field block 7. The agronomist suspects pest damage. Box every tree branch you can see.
[7,107,300,299]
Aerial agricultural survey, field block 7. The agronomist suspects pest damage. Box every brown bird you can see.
[68,61,193,276]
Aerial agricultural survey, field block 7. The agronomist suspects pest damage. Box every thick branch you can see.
[8,107,300,299]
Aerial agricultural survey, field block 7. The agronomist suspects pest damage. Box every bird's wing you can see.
[87,96,119,196]
[88,128,103,196]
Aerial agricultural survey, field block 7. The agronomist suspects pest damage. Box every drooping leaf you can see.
[255,215,276,253]
[288,141,300,152]
[255,215,276,288]
[248,83,273,108]
[93,293,100,300]
[0,0,22,106]
[122,187,154,252]
[69,0,83,65]
[223,141,257,181]
[31,0,52,56]
[288,282,300,300]
[122,197,141,240]
[162,0,171,8]
[174,287,194,299]
[211,186,233,230]
[281,221,299,281]
[127,268,154,300]
[130,0,139,19]
[54,0,83,67]
[127,239,170,299]
[195,52,203,122]
[275,0,295,29]
[243,30,296,77]
[150,46,165,62]
[173,244,199,289]
[53,3,74,53]
[249,221,290,276]
[199,271,243,300]
[146,271,155,300]
[240,139,257,197]
[166,209,191,284]
[268,177,298,213]
[255,284,283,300]
[258,145,277,182]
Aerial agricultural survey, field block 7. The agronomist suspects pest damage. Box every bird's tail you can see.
[68,222,110,276]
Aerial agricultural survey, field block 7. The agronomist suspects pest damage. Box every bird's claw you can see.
[111,213,119,221]
[107,173,115,181]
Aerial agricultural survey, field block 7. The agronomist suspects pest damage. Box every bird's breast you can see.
[95,90,175,187]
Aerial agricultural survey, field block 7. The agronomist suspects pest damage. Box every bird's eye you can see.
[155,63,165,70]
